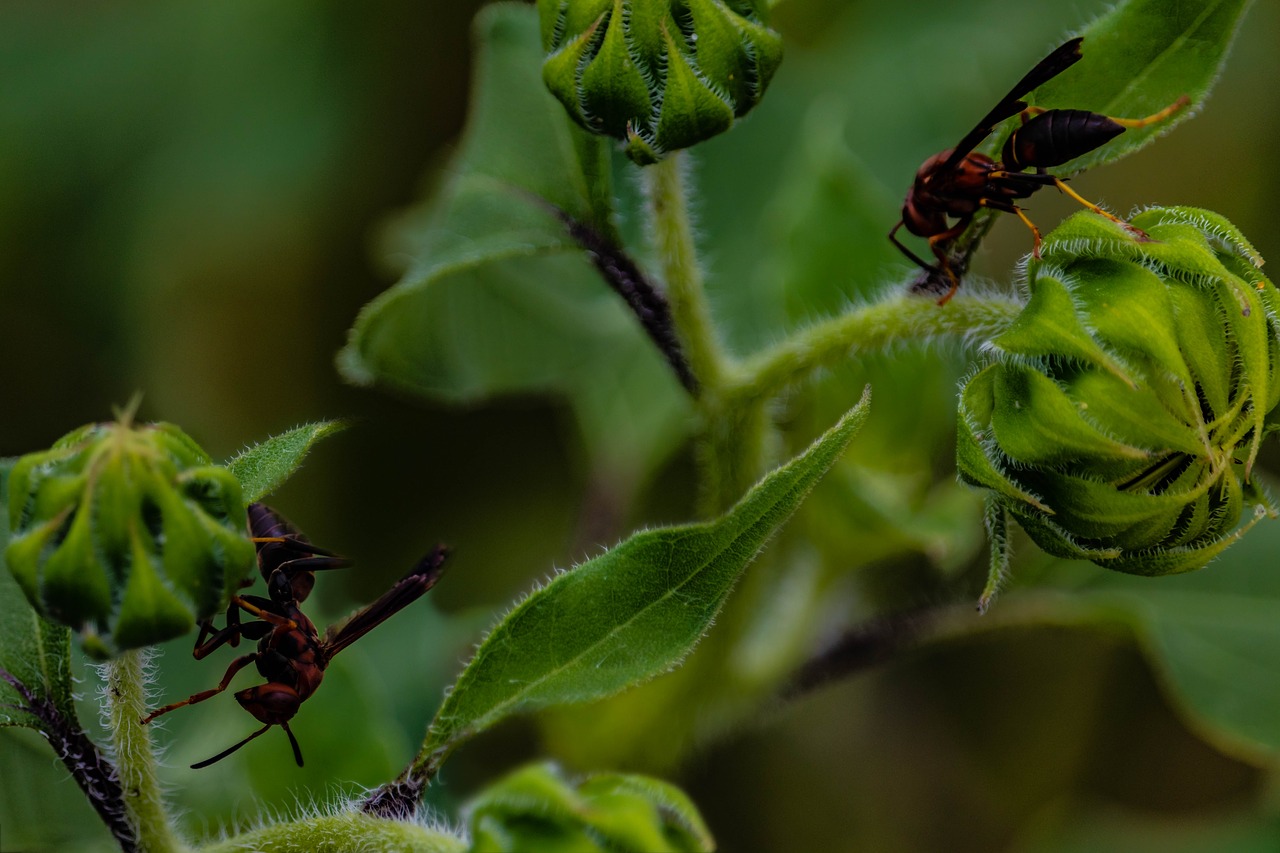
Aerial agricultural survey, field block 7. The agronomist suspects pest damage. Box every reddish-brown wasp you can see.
[140,503,448,769]
[889,37,1189,303]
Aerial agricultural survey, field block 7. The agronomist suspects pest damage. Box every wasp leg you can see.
[1050,178,1151,243]
[1019,105,1048,123]
[192,595,288,661]
[1020,96,1188,130]
[139,651,260,725]
[891,220,962,303]
[889,220,939,273]
[925,219,971,305]
[976,196,1045,257]
[234,597,299,629]
[1108,95,1191,129]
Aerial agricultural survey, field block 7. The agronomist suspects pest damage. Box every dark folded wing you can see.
[942,37,1084,170]
[323,546,449,659]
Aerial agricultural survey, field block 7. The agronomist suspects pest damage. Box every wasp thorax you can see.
[958,207,1278,575]
[538,0,782,164]
[5,416,255,658]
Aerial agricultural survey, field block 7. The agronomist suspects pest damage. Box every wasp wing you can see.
[322,546,449,659]
[941,37,1084,170]
[249,503,345,560]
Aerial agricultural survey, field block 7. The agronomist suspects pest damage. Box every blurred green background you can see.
[2,0,1280,850]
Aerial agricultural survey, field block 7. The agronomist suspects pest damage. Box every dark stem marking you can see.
[0,666,136,851]
[781,608,938,701]
[553,209,700,395]
[360,774,425,820]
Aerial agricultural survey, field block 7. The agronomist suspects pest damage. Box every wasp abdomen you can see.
[1003,108,1126,171]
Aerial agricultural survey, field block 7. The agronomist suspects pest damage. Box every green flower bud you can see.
[958,207,1277,577]
[6,415,255,658]
[466,762,713,852]
[538,0,783,164]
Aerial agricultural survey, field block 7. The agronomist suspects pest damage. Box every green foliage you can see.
[338,4,689,490]
[5,0,1280,849]
[1032,0,1252,174]
[225,420,348,502]
[1091,525,1280,762]
[338,0,1276,814]
[0,459,75,730]
[418,396,867,775]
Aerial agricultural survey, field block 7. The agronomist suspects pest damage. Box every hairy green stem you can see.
[200,813,466,853]
[727,293,1025,408]
[104,650,186,853]
[646,152,773,515]
[646,153,730,395]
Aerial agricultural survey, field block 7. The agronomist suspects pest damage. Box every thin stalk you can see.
[781,590,1138,703]
[201,813,466,853]
[646,152,772,515]
[645,153,730,395]
[727,292,1025,409]
[104,650,186,853]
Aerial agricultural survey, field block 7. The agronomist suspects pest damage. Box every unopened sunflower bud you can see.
[959,207,1277,577]
[538,0,783,164]
[466,762,713,852]
[5,416,255,658]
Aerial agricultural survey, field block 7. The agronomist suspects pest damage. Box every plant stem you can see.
[727,292,1025,409]
[781,590,1138,703]
[646,152,730,395]
[645,152,778,515]
[200,813,467,853]
[104,650,185,853]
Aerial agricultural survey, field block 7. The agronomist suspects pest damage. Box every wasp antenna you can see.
[281,721,304,767]
[191,723,272,769]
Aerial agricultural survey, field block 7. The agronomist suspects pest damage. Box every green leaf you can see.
[1024,0,1252,173]
[956,365,1052,513]
[0,458,75,729]
[990,364,1150,466]
[223,419,347,502]
[417,393,870,775]
[338,3,689,488]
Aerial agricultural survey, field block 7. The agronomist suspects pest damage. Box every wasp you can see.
[140,503,448,769]
[889,37,1189,302]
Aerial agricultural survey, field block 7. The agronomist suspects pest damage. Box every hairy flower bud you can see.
[466,763,713,852]
[958,207,1277,576]
[538,0,783,164]
[5,416,255,658]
